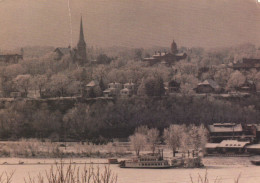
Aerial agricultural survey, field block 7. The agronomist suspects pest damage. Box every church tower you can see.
[76,16,87,64]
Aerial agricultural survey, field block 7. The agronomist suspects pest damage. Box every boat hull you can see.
[120,160,171,169]
[251,160,260,165]
[120,166,171,169]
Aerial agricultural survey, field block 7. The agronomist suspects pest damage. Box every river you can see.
[0,157,259,183]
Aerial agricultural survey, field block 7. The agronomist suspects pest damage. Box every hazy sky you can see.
[1,0,260,49]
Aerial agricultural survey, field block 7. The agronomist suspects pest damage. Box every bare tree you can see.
[147,128,160,155]
[163,124,184,157]
[30,75,47,97]
[196,124,209,151]
[226,70,246,90]
[48,73,70,97]
[181,124,208,157]
[13,74,31,97]
[129,133,147,156]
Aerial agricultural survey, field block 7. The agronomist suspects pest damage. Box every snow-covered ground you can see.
[0,156,259,183]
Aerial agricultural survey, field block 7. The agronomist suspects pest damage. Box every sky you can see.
[1,0,260,49]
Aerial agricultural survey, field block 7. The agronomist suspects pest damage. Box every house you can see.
[194,79,221,94]
[54,17,88,65]
[208,123,257,143]
[0,49,23,64]
[120,88,131,97]
[27,90,41,99]
[86,80,99,89]
[232,58,260,70]
[143,40,187,66]
[235,80,256,94]
[205,140,250,155]
[208,123,243,143]
[53,47,71,60]
[85,80,102,97]
[143,51,187,66]
[123,82,136,91]
[120,82,136,97]
[206,123,260,155]
[164,80,180,95]
[103,82,122,97]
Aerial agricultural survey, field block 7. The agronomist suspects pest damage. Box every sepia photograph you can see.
[1,0,260,182]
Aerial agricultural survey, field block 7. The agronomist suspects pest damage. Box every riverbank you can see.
[0,140,132,158]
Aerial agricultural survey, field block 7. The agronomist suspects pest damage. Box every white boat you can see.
[120,150,171,169]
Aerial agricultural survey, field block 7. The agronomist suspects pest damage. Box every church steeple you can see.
[76,16,87,64]
[78,16,86,45]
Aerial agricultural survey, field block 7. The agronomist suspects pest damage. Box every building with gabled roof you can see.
[194,79,222,94]
[54,17,88,65]
[205,140,250,155]
[143,40,187,66]
[0,49,23,64]
[86,80,99,88]
[143,51,187,66]
[120,82,136,97]
[54,47,71,60]
[208,123,257,143]
[235,80,256,94]
[164,80,180,95]
[103,82,123,97]
[232,58,260,70]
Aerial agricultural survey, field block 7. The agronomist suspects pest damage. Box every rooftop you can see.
[208,123,243,133]
[54,47,71,55]
[205,140,250,149]
[86,80,99,87]
[198,79,220,89]
[218,140,249,148]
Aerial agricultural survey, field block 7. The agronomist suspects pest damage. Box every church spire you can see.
[78,16,86,45]
[76,16,87,64]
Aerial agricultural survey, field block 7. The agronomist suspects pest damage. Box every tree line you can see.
[0,95,259,141]
[129,124,208,157]
[1,43,260,99]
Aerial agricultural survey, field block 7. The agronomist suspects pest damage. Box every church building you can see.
[54,16,88,65]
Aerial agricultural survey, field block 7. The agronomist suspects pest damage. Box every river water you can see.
[0,157,259,183]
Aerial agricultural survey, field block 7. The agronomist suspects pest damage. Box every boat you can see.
[119,149,171,169]
[251,160,260,165]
